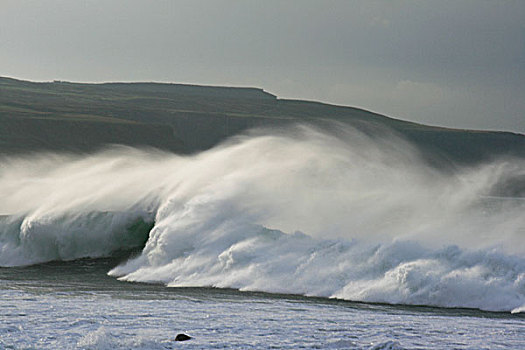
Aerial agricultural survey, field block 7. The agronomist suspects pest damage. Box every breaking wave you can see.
[1,125,524,312]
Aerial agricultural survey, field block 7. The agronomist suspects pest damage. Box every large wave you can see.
[1,125,524,312]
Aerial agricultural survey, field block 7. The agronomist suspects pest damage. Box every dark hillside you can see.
[0,116,183,154]
[1,76,524,167]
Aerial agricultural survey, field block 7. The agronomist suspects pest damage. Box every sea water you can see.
[1,126,524,349]
[1,258,524,349]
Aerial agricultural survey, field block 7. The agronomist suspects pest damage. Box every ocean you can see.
[1,126,524,349]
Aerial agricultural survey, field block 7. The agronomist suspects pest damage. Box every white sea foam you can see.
[1,125,524,311]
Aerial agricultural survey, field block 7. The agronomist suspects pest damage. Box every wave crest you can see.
[1,126,524,312]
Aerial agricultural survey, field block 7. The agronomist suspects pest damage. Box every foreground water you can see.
[1,258,524,350]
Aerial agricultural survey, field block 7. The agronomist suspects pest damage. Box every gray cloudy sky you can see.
[1,1,524,133]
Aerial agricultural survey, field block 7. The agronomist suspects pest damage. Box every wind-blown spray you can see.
[1,125,524,312]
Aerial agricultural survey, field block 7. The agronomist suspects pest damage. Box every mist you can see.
[1,125,524,311]
[1,125,523,255]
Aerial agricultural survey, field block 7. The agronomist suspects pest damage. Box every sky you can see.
[1,0,524,133]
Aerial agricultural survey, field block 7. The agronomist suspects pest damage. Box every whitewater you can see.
[1,125,524,313]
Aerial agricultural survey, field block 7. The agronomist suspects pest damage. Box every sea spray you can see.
[1,125,524,311]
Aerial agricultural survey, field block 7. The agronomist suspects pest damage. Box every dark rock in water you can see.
[175,333,192,341]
